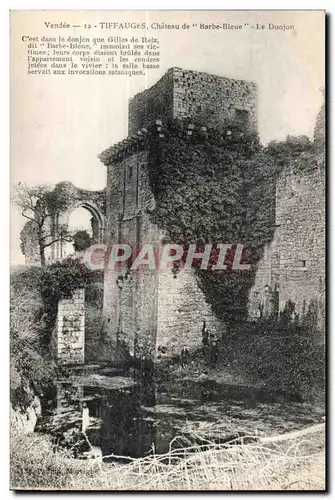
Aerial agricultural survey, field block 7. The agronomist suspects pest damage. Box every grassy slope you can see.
[157,326,325,403]
[10,265,57,409]
[10,425,325,491]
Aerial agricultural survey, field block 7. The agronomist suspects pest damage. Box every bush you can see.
[39,257,91,305]
[217,320,325,402]
[245,333,324,401]
[38,258,92,345]
[10,266,57,409]
[73,230,92,252]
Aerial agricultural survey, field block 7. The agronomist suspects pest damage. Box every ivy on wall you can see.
[145,120,309,325]
[38,258,91,345]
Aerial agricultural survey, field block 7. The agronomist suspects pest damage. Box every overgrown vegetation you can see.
[146,124,321,325]
[14,183,75,266]
[38,257,91,345]
[146,122,318,325]
[10,266,57,410]
[265,135,315,169]
[10,260,103,410]
[222,325,324,402]
[157,303,325,402]
[73,230,93,252]
[144,122,324,399]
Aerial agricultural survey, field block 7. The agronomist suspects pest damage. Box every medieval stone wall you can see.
[156,269,225,356]
[128,67,257,134]
[128,69,175,135]
[103,151,160,358]
[56,288,85,365]
[20,182,106,265]
[248,228,281,320]
[102,67,259,361]
[102,145,225,360]
[102,68,325,361]
[248,156,325,333]
[276,159,325,324]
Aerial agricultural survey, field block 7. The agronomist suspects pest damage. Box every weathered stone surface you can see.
[22,182,106,265]
[156,269,225,356]
[57,288,85,365]
[101,68,259,362]
[102,149,225,361]
[100,68,325,363]
[128,67,257,134]
[249,156,325,334]
[101,68,255,362]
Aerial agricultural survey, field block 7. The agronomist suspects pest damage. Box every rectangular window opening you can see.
[235,108,249,127]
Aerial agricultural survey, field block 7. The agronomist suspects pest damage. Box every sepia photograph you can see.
[10,9,326,491]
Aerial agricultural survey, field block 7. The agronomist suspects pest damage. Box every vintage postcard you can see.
[10,10,326,491]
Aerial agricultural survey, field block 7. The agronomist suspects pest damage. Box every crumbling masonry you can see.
[21,182,106,264]
[99,67,325,362]
[248,99,325,332]
[56,288,86,365]
[99,67,258,361]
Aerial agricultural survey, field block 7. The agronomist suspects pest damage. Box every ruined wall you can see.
[57,288,85,365]
[156,269,225,356]
[129,67,257,134]
[103,151,160,359]
[128,69,174,135]
[249,156,325,331]
[276,160,325,325]
[20,182,106,265]
[102,149,226,360]
[248,233,279,320]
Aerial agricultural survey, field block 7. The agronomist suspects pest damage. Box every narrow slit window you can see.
[136,163,141,208]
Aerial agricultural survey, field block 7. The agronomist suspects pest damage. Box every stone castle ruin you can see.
[248,93,325,331]
[99,68,259,362]
[127,67,258,134]
[21,67,325,365]
[21,182,106,264]
[99,67,325,363]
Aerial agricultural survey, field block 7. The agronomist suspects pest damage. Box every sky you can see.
[10,10,325,264]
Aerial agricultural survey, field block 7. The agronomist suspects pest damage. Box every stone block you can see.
[57,288,85,365]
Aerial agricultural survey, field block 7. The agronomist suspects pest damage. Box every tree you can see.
[73,230,92,252]
[14,183,73,266]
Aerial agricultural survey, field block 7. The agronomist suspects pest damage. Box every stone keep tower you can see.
[128,67,257,134]
[99,67,258,362]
